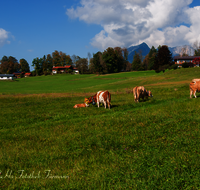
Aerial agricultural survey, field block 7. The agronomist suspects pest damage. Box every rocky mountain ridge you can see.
[127,42,195,63]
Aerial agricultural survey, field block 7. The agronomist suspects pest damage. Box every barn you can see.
[0,74,15,80]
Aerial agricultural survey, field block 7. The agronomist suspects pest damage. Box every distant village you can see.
[0,43,200,80]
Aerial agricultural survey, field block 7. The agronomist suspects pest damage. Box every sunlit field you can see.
[0,68,200,189]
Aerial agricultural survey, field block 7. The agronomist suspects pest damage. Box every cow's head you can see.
[85,94,97,104]
[148,91,153,97]
[84,98,89,104]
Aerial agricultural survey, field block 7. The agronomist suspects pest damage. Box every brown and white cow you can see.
[73,103,89,108]
[133,86,153,102]
[85,90,111,109]
[190,80,200,98]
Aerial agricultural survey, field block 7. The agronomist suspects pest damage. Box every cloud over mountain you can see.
[66,0,200,50]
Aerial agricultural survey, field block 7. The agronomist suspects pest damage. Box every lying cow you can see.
[190,80,200,98]
[85,90,111,109]
[73,103,89,108]
[133,86,153,102]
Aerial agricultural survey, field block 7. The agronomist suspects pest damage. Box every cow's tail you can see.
[191,80,196,85]
[189,81,195,89]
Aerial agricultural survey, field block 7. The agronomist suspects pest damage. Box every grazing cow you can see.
[73,103,89,108]
[190,80,200,98]
[85,90,111,109]
[133,86,153,102]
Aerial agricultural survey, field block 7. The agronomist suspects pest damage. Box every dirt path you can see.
[145,80,190,86]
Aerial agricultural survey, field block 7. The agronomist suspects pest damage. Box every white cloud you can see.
[67,0,200,49]
[185,6,200,44]
[0,28,10,47]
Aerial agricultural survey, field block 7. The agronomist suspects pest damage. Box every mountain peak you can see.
[127,42,150,63]
[127,42,195,63]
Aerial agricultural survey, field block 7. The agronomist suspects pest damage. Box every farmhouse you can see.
[13,72,24,78]
[52,65,79,74]
[25,73,32,77]
[174,56,200,67]
[73,67,79,74]
[52,65,73,74]
[0,74,15,80]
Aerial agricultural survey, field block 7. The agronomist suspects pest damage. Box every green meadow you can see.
[0,68,200,189]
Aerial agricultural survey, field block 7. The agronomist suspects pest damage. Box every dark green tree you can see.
[32,58,42,76]
[93,51,104,74]
[20,58,30,72]
[132,51,143,71]
[102,47,117,73]
[46,54,53,72]
[148,46,157,70]
[154,45,173,73]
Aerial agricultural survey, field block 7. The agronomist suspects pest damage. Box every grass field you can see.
[0,68,200,189]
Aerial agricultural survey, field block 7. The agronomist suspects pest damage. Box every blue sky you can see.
[0,0,200,70]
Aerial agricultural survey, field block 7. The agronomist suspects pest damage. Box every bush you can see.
[20,74,24,78]
[44,71,51,76]
[182,62,189,68]
[169,64,178,70]
[31,71,36,76]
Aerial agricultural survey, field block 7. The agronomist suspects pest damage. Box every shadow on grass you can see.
[110,105,118,108]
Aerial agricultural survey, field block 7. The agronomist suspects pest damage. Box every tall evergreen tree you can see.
[93,51,104,74]
[154,45,173,73]
[132,51,142,71]
[148,46,157,70]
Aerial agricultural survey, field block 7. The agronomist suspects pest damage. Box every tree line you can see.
[0,56,30,74]
[1,42,200,75]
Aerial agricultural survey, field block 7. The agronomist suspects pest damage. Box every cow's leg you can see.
[107,100,110,109]
[97,96,100,108]
[107,96,110,109]
[134,95,137,102]
[104,100,106,109]
[190,89,193,98]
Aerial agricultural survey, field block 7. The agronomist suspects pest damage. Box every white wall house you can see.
[0,74,15,80]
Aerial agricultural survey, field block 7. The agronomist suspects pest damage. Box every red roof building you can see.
[13,72,24,78]
[52,65,73,74]
[174,56,200,67]
[25,73,32,77]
